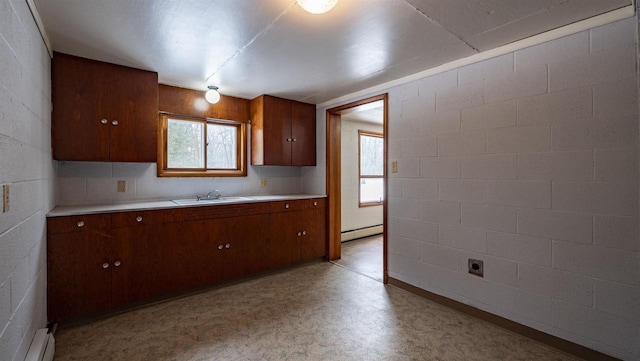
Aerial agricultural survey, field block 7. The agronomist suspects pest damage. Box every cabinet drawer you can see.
[305,198,325,209]
[111,210,164,228]
[47,214,111,235]
[270,198,325,212]
[269,200,306,212]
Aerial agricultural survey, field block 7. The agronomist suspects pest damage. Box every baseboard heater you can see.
[341,224,383,242]
[24,326,55,361]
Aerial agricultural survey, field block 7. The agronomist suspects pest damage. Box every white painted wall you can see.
[309,17,640,361]
[0,1,55,360]
[57,127,308,205]
[340,119,383,233]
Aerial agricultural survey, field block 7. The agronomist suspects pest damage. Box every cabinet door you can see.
[52,53,110,161]
[300,200,326,261]
[268,211,303,268]
[263,95,292,165]
[216,214,270,280]
[48,231,111,322]
[107,65,158,162]
[111,225,164,307]
[291,101,316,166]
[162,220,224,294]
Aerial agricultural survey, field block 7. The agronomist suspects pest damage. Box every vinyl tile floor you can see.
[332,235,384,282]
[53,262,581,361]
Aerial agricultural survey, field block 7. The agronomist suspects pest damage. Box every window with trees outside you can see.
[359,130,384,206]
[158,114,247,177]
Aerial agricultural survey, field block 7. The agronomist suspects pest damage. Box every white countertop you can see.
[47,194,327,217]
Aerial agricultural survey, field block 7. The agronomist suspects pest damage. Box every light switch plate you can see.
[391,161,398,173]
[2,184,9,212]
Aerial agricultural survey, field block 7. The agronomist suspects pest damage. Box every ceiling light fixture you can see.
[205,86,221,104]
[297,0,338,14]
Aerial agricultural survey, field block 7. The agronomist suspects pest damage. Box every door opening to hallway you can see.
[326,95,388,282]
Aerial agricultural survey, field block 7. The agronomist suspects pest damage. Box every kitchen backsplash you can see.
[57,161,303,206]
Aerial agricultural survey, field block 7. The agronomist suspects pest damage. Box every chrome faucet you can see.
[197,190,221,201]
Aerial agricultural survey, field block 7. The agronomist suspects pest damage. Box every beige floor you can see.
[333,235,384,282]
[54,262,580,361]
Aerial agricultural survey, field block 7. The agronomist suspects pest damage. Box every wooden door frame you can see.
[326,93,389,283]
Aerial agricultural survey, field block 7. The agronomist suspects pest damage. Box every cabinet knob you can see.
[285,203,289,209]
[76,220,85,228]
[313,201,318,206]
[286,138,292,142]
[297,231,302,237]
[218,244,223,250]
[102,262,109,269]
[225,243,230,249]
[114,260,122,267]
[292,138,297,142]
[302,231,307,236]
[112,120,119,126]
[136,216,143,222]
[100,119,108,125]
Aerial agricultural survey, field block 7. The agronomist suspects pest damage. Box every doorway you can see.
[326,94,388,283]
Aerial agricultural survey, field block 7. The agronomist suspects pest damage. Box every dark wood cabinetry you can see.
[47,215,112,321]
[250,95,316,166]
[47,198,326,323]
[269,198,326,267]
[52,52,158,162]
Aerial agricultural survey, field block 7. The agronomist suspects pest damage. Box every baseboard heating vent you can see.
[24,328,55,361]
[341,224,383,242]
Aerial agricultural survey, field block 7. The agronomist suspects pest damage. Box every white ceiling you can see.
[34,0,631,104]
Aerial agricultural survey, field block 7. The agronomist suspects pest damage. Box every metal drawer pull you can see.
[114,260,121,267]
[225,243,230,249]
[102,262,109,269]
[100,119,108,124]
[112,120,119,126]
[218,244,223,250]
[76,220,85,228]
[136,216,143,222]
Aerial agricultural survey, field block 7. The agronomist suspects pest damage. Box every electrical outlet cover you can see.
[468,259,483,277]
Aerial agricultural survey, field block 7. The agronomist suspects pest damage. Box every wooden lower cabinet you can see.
[110,211,165,307]
[47,198,326,323]
[47,214,112,321]
[269,198,326,267]
[48,230,112,321]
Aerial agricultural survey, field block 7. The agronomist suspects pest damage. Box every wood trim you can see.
[326,94,388,283]
[381,94,389,284]
[157,114,247,177]
[388,277,621,361]
[326,111,342,261]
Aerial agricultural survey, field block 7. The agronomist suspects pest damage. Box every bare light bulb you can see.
[205,86,221,104]
[297,0,338,14]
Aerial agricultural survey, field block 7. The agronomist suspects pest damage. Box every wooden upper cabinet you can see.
[52,52,158,162]
[250,95,316,166]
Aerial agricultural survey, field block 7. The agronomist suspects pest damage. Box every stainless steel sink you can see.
[172,196,252,206]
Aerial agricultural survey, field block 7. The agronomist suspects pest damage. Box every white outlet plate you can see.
[391,161,398,173]
[260,178,268,188]
[117,180,127,193]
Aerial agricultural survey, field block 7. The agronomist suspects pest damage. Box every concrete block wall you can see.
[341,119,383,233]
[387,18,640,360]
[0,1,55,360]
[57,161,303,206]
